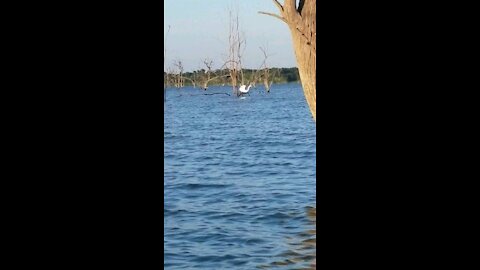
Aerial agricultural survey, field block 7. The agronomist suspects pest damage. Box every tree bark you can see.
[261,0,316,121]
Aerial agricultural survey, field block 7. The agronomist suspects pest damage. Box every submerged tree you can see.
[226,9,246,96]
[173,59,185,88]
[164,25,171,103]
[260,0,316,120]
[198,59,228,90]
[182,75,196,88]
[200,59,215,90]
[165,67,177,88]
[258,46,278,93]
[180,69,197,88]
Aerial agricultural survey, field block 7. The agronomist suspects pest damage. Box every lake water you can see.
[164,82,316,269]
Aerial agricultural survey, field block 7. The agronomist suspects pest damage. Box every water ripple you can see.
[165,83,316,269]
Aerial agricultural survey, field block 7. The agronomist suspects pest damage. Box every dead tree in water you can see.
[185,77,196,88]
[260,0,316,120]
[258,46,278,93]
[200,59,214,90]
[199,59,228,90]
[226,10,246,96]
[164,25,171,103]
[173,60,185,88]
[181,71,197,88]
[191,71,198,88]
[165,67,175,88]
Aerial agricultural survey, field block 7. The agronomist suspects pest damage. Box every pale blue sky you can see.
[164,0,297,72]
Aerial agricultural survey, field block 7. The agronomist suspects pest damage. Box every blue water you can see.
[164,83,316,269]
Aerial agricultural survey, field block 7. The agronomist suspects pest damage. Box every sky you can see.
[164,0,297,72]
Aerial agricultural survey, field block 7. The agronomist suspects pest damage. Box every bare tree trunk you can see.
[182,76,196,88]
[260,0,316,120]
[164,26,171,103]
[227,10,245,96]
[201,59,213,90]
[192,71,197,88]
[197,59,230,90]
[258,46,276,93]
[173,60,185,89]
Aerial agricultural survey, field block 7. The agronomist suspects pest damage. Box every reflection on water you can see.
[258,206,316,270]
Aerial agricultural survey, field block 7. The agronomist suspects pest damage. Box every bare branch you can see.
[272,0,283,11]
[258,11,287,23]
[259,46,268,58]
[202,59,214,72]
[182,76,194,83]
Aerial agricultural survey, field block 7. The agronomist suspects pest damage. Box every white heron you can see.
[238,84,253,94]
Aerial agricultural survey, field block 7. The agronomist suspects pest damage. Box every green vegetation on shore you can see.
[164,67,300,87]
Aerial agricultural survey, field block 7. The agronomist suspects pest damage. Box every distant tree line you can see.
[164,67,300,88]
